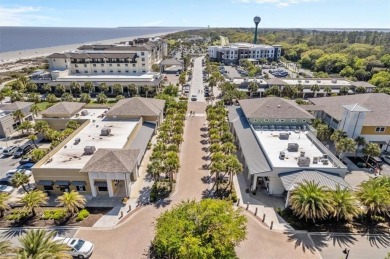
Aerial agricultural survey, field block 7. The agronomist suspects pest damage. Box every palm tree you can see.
[145,85,155,98]
[113,84,123,95]
[34,120,50,135]
[13,109,25,124]
[354,136,366,157]
[289,181,334,222]
[224,155,242,188]
[19,190,48,217]
[28,134,38,148]
[30,104,40,118]
[310,84,320,97]
[99,83,109,93]
[363,142,381,164]
[339,86,350,95]
[56,190,86,215]
[221,142,237,155]
[18,121,33,135]
[323,86,332,97]
[0,193,10,217]
[330,130,346,145]
[355,177,390,219]
[79,93,91,103]
[83,81,94,93]
[65,120,79,130]
[96,93,107,104]
[147,160,163,181]
[171,133,184,146]
[296,84,304,98]
[43,83,51,94]
[128,84,138,97]
[0,240,14,257]
[18,229,71,259]
[247,81,258,98]
[335,137,356,158]
[331,186,360,221]
[70,82,81,95]
[55,84,65,95]
[61,93,73,102]
[265,85,280,97]
[164,151,180,189]
[11,172,30,193]
[316,124,330,141]
[46,93,57,103]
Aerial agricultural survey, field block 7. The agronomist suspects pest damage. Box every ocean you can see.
[0,26,192,53]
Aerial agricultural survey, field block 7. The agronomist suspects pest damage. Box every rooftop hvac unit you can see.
[322,159,329,165]
[305,80,309,83]
[279,133,289,140]
[287,143,299,152]
[101,128,111,136]
[297,156,311,167]
[81,110,89,116]
[313,157,318,164]
[331,79,337,83]
[300,151,305,157]
[279,151,286,160]
[84,146,96,155]
[316,80,321,83]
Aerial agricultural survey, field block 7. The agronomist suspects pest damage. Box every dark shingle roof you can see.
[309,93,390,126]
[239,97,314,119]
[80,149,140,173]
[106,97,165,117]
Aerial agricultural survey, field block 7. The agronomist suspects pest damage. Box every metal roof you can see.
[129,123,155,163]
[279,170,350,191]
[228,106,272,175]
[342,103,371,112]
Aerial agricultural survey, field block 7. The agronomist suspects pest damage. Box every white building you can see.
[208,43,281,64]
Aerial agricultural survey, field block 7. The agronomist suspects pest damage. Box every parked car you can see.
[53,237,94,259]
[0,178,11,186]
[0,185,14,194]
[19,157,34,165]
[191,95,197,101]
[175,71,180,76]
[13,144,33,158]
[6,169,32,178]
[2,146,17,156]
[18,162,35,170]
[381,155,390,165]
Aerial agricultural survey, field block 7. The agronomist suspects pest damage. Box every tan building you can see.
[40,102,85,130]
[0,102,34,138]
[33,97,164,198]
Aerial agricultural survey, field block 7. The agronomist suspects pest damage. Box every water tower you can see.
[253,16,261,44]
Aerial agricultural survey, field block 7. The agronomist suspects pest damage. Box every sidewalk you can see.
[92,135,156,228]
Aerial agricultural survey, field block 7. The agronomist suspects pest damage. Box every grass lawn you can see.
[36,102,50,110]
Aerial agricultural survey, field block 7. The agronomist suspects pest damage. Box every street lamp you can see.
[253,16,261,44]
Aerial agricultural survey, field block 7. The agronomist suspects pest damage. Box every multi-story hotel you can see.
[32,37,168,93]
[208,43,282,64]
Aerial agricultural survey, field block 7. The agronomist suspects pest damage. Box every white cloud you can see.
[238,0,318,8]
[0,6,53,26]
[142,20,164,26]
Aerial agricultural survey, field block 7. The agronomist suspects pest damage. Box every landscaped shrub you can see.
[6,209,30,221]
[150,183,170,203]
[76,209,90,221]
[42,208,67,221]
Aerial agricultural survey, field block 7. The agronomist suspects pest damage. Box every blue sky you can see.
[0,0,389,28]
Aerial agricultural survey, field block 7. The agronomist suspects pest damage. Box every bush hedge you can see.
[76,209,90,221]
[6,209,30,221]
[42,209,67,221]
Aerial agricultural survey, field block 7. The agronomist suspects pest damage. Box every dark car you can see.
[18,162,35,170]
[13,144,33,158]
[0,178,12,186]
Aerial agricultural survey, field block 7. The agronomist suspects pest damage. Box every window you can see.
[125,70,129,73]
[94,70,97,73]
[117,64,120,67]
[141,52,144,56]
[44,185,53,191]
[264,119,269,122]
[59,185,70,192]
[84,64,87,67]
[125,64,129,67]
[98,186,108,192]
[302,119,306,122]
[93,64,96,67]
[142,70,146,73]
[76,185,86,192]
[280,119,285,122]
[101,64,104,67]
[142,64,145,67]
[118,70,121,73]
[142,58,145,61]
[84,71,88,73]
[109,64,112,67]
[75,70,80,73]
[102,70,105,73]
[375,127,385,132]
[253,119,258,122]
[133,71,136,73]
[132,64,136,67]
[75,64,78,68]
[110,70,113,73]
[291,119,296,122]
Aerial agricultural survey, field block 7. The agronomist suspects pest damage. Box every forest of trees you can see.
[165,28,390,93]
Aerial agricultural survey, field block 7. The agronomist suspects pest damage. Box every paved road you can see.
[189,56,205,102]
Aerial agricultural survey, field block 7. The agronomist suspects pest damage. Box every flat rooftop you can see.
[41,109,138,169]
[254,129,337,169]
[283,79,351,86]
[55,73,159,82]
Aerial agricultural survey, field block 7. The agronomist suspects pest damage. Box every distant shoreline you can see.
[0,32,176,65]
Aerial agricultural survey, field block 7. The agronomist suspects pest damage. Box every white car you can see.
[6,169,32,178]
[0,185,14,194]
[381,155,390,165]
[53,237,94,258]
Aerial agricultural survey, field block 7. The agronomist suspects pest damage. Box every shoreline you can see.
[0,31,177,65]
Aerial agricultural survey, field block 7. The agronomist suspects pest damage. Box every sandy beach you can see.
[0,32,176,65]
